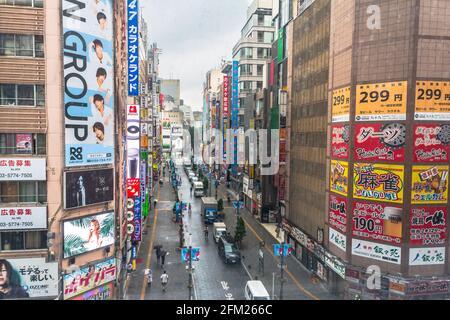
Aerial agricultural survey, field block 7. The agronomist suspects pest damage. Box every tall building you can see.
[285,0,450,299]
[160,79,180,106]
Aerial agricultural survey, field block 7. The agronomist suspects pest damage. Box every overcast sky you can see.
[142,0,253,110]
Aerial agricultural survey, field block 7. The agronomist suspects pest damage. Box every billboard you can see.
[415,81,450,120]
[411,165,449,204]
[127,104,140,194]
[2,258,58,298]
[127,0,139,96]
[71,282,114,300]
[352,238,401,264]
[353,163,404,203]
[329,227,346,252]
[0,207,46,230]
[64,168,113,209]
[352,201,403,245]
[354,123,406,162]
[413,124,450,163]
[63,211,115,258]
[0,158,46,181]
[16,134,32,154]
[330,160,349,196]
[331,125,349,159]
[409,247,445,266]
[355,81,407,121]
[331,86,350,123]
[410,207,447,246]
[63,257,116,300]
[63,0,115,166]
[329,194,347,233]
[231,60,239,166]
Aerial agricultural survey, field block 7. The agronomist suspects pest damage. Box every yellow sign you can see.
[356,81,407,121]
[332,87,351,122]
[415,81,450,120]
[330,160,349,196]
[411,165,449,204]
[353,163,404,203]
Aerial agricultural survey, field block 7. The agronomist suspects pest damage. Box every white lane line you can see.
[241,260,253,280]
[192,271,198,300]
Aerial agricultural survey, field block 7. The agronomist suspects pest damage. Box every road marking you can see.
[221,281,230,290]
[241,216,320,301]
[140,187,161,300]
[192,271,198,300]
[241,259,253,280]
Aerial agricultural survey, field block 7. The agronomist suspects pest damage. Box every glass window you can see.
[36,133,46,155]
[19,181,36,202]
[34,0,43,7]
[257,81,263,89]
[36,85,45,106]
[17,84,34,106]
[0,34,14,56]
[0,84,16,106]
[25,231,46,249]
[15,0,32,5]
[264,32,274,43]
[0,133,15,154]
[38,181,46,203]
[1,232,24,250]
[0,181,18,203]
[257,65,264,76]
[34,35,44,57]
[15,35,33,56]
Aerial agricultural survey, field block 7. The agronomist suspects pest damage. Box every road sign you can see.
[233,201,244,209]
[181,247,200,262]
[274,244,293,257]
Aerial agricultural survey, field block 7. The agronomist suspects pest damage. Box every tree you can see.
[217,199,224,212]
[234,216,246,248]
[203,177,209,193]
[193,163,198,172]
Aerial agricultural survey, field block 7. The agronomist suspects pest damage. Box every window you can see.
[257,48,271,59]
[239,64,253,76]
[239,81,252,91]
[257,81,263,89]
[240,47,253,59]
[257,65,264,76]
[0,0,42,7]
[0,133,46,155]
[0,181,46,203]
[0,84,45,107]
[0,231,46,251]
[0,34,44,57]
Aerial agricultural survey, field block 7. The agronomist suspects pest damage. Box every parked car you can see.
[244,281,270,300]
[213,222,227,243]
[191,176,199,185]
[218,234,241,264]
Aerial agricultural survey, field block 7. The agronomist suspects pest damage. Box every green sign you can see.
[271,106,280,129]
[278,27,285,63]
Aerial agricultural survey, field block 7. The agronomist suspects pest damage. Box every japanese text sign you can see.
[329,194,347,233]
[409,247,446,266]
[127,0,139,96]
[415,81,450,120]
[331,86,350,123]
[352,238,401,264]
[413,124,450,163]
[411,165,449,204]
[330,160,349,196]
[331,125,349,159]
[410,207,447,246]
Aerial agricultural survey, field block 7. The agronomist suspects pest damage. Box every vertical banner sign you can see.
[329,194,347,233]
[62,0,115,167]
[356,81,407,121]
[354,123,406,162]
[231,60,239,169]
[127,105,140,238]
[127,0,139,96]
[132,196,141,241]
[278,27,284,63]
[223,75,229,162]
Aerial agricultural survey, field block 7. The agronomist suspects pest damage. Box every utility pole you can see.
[188,246,193,300]
[279,242,285,300]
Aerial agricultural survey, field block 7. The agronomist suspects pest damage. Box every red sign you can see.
[223,76,229,116]
[413,124,450,163]
[126,178,140,197]
[331,125,349,159]
[352,201,403,245]
[410,207,447,246]
[354,123,405,162]
[329,194,347,233]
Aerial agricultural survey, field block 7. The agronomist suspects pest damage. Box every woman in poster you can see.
[0,260,29,299]
[86,218,103,250]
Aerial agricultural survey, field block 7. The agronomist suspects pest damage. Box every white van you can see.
[244,280,271,300]
[193,181,204,197]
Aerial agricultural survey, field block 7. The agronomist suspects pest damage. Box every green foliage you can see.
[217,199,224,212]
[193,163,198,172]
[64,234,85,258]
[203,177,209,190]
[234,216,246,245]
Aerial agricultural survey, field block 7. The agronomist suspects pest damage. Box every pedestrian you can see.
[145,268,153,288]
[160,250,167,267]
[160,270,169,292]
[155,246,161,266]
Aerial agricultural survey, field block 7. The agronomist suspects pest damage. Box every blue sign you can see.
[274,244,293,257]
[140,161,146,208]
[127,0,139,96]
[132,196,141,241]
[233,201,244,209]
[231,60,239,168]
[181,247,200,262]
[131,245,137,259]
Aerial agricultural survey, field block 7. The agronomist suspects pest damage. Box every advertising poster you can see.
[127,104,140,195]
[415,81,450,120]
[15,134,32,154]
[406,280,449,296]
[413,124,450,163]
[410,207,447,246]
[71,282,114,300]
[329,227,347,252]
[330,160,349,196]
[127,0,139,96]
[329,194,347,233]
[355,81,407,121]
[132,196,141,241]
[409,247,445,266]
[63,0,115,166]
[352,201,402,245]
[2,258,58,299]
[353,163,404,203]
[0,207,46,230]
[126,198,135,236]
[0,158,46,181]
[64,168,113,209]
[354,123,406,162]
[63,211,115,258]
[331,125,349,159]
[331,86,351,123]
[63,257,116,300]
[352,238,401,264]
[411,165,449,204]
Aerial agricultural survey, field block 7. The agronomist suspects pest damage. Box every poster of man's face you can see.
[65,169,113,209]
